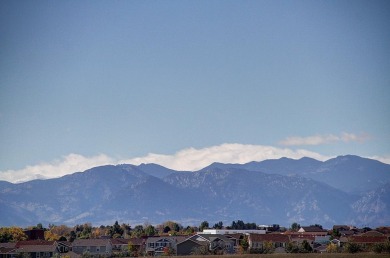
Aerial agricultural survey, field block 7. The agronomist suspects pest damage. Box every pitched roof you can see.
[0,243,17,248]
[361,231,384,237]
[111,238,130,245]
[196,234,233,243]
[299,226,326,232]
[333,225,350,231]
[348,236,388,244]
[128,237,145,246]
[72,239,111,246]
[248,233,290,243]
[15,240,55,248]
[17,245,57,252]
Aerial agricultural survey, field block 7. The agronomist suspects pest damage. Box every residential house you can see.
[298,226,327,235]
[72,239,112,255]
[146,236,186,256]
[313,235,331,253]
[23,229,45,240]
[333,225,350,232]
[330,238,341,247]
[225,234,244,251]
[289,234,315,250]
[16,245,58,258]
[176,234,234,255]
[248,233,290,253]
[348,234,388,249]
[0,243,17,258]
[15,241,58,258]
[197,234,235,254]
[56,241,71,254]
[202,229,266,235]
[176,236,209,256]
[111,238,130,252]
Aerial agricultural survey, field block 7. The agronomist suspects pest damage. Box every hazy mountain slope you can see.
[163,167,354,226]
[0,156,389,227]
[351,182,390,226]
[209,156,390,193]
[136,163,180,178]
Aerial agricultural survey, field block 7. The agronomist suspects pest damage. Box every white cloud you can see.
[279,132,370,146]
[120,143,331,171]
[368,155,390,165]
[0,154,114,183]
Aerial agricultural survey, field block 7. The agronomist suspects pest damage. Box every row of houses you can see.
[1,226,389,257]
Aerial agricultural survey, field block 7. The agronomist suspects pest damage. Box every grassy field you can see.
[173,254,390,258]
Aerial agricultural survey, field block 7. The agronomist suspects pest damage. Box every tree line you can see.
[0,219,262,243]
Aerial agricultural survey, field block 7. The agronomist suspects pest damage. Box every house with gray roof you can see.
[72,239,112,255]
[145,236,186,256]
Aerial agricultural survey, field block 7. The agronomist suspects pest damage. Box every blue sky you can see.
[1,1,389,182]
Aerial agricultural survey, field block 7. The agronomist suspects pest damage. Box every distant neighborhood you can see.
[1,220,390,257]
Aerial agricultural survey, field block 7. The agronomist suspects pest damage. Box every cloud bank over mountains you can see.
[279,132,370,146]
[0,141,388,183]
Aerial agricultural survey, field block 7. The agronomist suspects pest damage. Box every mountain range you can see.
[0,155,389,228]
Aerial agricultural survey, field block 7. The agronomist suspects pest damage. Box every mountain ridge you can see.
[0,155,389,227]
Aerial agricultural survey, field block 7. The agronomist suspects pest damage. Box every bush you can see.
[344,242,362,253]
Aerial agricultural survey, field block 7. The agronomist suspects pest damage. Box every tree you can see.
[344,242,362,253]
[108,221,124,238]
[326,243,338,253]
[0,227,27,243]
[163,226,171,233]
[144,225,156,236]
[372,243,385,253]
[44,230,60,241]
[162,246,175,256]
[300,240,313,253]
[290,222,300,232]
[131,225,144,237]
[199,221,209,232]
[310,224,323,229]
[213,221,223,229]
[239,235,249,253]
[285,242,299,253]
[128,241,139,257]
[263,241,274,254]
[184,226,195,235]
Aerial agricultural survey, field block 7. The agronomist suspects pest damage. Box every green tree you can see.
[300,240,313,253]
[131,225,144,237]
[213,221,223,229]
[163,226,171,233]
[285,242,299,253]
[310,224,323,229]
[240,235,249,253]
[290,222,300,232]
[199,221,209,232]
[344,242,362,253]
[372,243,385,253]
[144,225,156,236]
